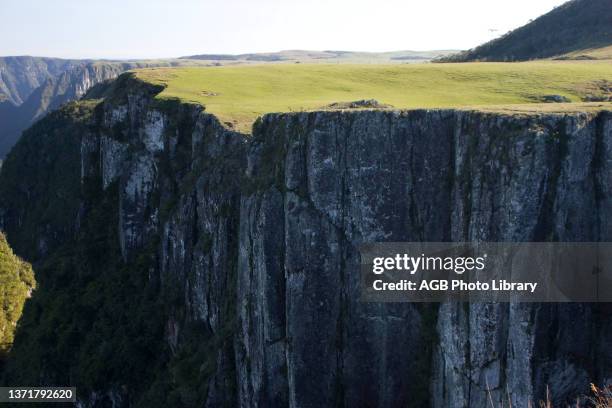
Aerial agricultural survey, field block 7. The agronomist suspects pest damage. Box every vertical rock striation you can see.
[237,111,454,407]
[433,112,612,407]
[238,110,612,407]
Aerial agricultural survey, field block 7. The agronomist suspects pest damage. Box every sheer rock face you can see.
[237,111,454,408]
[1,76,611,407]
[238,110,612,407]
[89,87,247,406]
[432,111,612,407]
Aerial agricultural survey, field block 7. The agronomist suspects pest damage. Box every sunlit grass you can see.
[559,45,612,60]
[135,61,612,132]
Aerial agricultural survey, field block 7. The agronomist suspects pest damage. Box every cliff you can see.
[0,63,121,159]
[0,73,610,407]
[0,56,85,105]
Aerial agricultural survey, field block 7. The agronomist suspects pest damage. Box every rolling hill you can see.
[180,49,458,64]
[439,0,612,62]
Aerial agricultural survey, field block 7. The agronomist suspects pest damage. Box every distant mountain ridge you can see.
[180,49,458,63]
[438,0,612,62]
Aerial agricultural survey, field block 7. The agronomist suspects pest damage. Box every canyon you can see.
[0,73,610,407]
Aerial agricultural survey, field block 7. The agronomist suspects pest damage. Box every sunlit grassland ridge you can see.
[135,61,612,133]
[559,45,612,60]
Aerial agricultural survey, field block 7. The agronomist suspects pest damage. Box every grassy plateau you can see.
[135,61,612,133]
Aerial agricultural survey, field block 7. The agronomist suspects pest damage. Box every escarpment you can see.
[0,73,610,407]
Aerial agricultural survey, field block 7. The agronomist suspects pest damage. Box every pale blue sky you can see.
[1,0,568,59]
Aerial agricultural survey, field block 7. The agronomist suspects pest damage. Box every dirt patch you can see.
[578,80,612,102]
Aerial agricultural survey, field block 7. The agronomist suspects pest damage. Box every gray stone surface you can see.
[238,110,612,407]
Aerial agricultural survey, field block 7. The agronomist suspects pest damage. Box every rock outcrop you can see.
[0,73,610,407]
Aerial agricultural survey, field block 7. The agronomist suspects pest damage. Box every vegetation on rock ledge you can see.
[0,232,35,359]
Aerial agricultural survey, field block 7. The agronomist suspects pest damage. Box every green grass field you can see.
[135,61,612,132]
